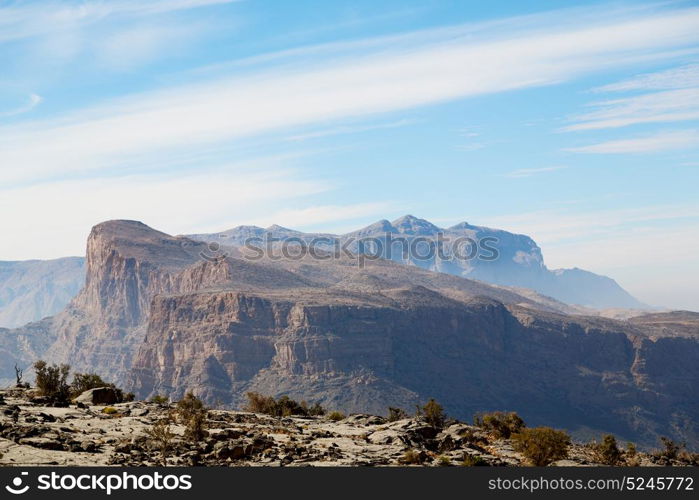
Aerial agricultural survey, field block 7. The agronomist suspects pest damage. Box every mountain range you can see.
[1,219,697,448]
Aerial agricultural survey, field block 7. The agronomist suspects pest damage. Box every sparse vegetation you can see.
[461,454,488,466]
[387,407,408,422]
[437,455,452,466]
[654,437,685,461]
[244,392,326,417]
[400,449,424,465]
[327,411,345,422]
[146,418,175,465]
[150,395,169,405]
[416,399,446,429]
[593,434,622,465]
[71,373,110,397]
[474,411,525,439]
[512,427,570,466]
[176,391,208,443]
[33,360,71,403]
[102,407,118,415]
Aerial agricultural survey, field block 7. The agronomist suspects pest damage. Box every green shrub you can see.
[244,392,325,417]
[655,437,685,461]
[177,391,208,443]
[461,454,488,466]
[327,411,345,422]
[474,411,525,439]
[594,434,622,465]
[102,407,118,415]
[387,407,408,422]
[302,401,326,416]
[146,418,175,465]
[150,395,169,405]
[512,427,570,466]
[416,399,446,429]
[437,455,452,466]
[71,373,109,396]
[34,360,71,403]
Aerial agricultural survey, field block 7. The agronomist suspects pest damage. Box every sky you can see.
[0,0,698,311]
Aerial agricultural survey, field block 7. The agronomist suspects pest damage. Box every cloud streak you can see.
[3,5,699,185]
[566,129,699,154]
[0,0,235,43]
[503,166,567,178]
[563,88,699,131]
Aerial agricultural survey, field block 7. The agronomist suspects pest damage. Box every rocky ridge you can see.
[2,388,694,467]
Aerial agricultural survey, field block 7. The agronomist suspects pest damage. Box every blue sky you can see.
[1,0,698,310]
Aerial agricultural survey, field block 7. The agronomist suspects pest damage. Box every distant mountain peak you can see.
[391,215,441,235]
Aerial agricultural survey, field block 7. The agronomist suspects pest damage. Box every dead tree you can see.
[14,363,23,386]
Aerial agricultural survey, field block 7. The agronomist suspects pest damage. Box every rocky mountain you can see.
[2,220,697,449]
[0,258,85,328]
[188,215,644,310]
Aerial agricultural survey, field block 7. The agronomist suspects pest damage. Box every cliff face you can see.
[131,285,699,447]
[3,220,697,449]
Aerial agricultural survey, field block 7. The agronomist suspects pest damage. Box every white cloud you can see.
[592,62,699,92]
[0,93,42,118]
[4,6,699,184]
[0,166,329,260]
[563,88,699,131]
[0,0,235,43]
[503,166,567,178]
[566,129,699,154]
[285,119,414,142]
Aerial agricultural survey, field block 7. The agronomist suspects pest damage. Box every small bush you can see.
[302,401,326,416]
[388,407,408,422]
[437,455,452,466]
[594,434,622,465]
[146,418,175,465]
[327,411,345,422]
[400,449,424,465]
[512,427,570,466]
[123,392,135,402]
[71,373,109,396]
[655,437,685,461]
[461,454,488,466]
[244,392,325,418]
[416,399,446,429]
[34,360,71,403]
[626,442,637,456]
[102,407,118,415]
[150,395,169,405]
[177,391,208,443]
[474,411,525,439]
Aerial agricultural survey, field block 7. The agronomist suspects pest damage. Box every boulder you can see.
[74,387,120,406]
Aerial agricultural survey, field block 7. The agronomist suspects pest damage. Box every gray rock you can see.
[74,387,120,406]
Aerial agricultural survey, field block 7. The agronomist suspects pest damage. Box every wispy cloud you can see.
[0,0,235,43]
[566,129,699,154]
[4,6,699,185]
[0,93,42,118]
[592,62,699,92]
[285,119,414,142]
[503,166,567,178]
[563,88,699,131]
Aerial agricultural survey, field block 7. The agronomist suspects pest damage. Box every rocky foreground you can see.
[1,388,695,467]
